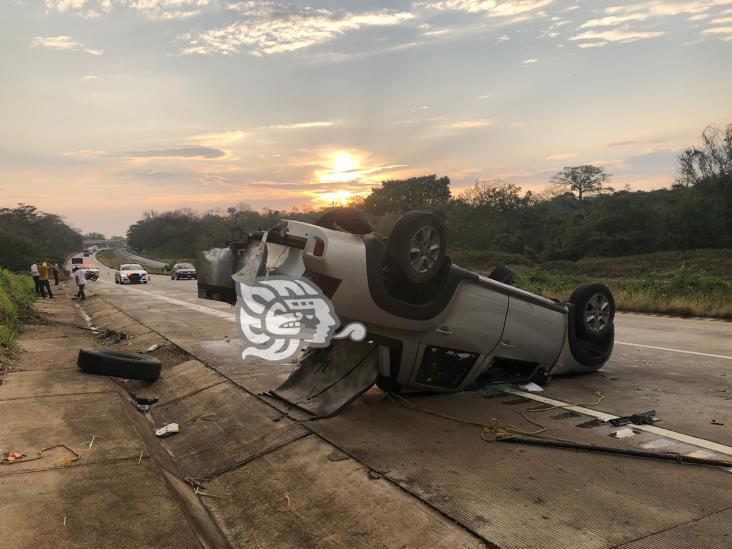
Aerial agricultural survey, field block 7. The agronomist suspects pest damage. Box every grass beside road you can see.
[451,249,732,319]
[0,268,36,351]
[95,248,168,275]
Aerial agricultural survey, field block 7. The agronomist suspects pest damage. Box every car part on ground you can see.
[316,207,373,234]
[196,209,616,414]
[488,264,516,285]
[77,348,162,380]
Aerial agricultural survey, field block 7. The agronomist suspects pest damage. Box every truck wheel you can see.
[570,283,615,341]
[316,207,373,234]
[386,211,447,284]
[77,349,162,380]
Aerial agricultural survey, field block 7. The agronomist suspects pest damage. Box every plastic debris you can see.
[155,423,179,437]
[146,344,159,352]
[609,427,636,439]
[517,382,544,393]
[2,451,26,462]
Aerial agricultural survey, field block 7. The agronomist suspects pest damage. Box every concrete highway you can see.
[75,252,732,548]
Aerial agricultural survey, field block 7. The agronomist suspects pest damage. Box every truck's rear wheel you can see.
[570,284,615,341]
[386,211,447,284]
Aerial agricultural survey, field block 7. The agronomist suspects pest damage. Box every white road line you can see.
[97,279,236,322]
[615,341,732,360]
[504,388,732,457]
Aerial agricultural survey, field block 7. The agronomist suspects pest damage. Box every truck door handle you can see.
[436,327,453,335]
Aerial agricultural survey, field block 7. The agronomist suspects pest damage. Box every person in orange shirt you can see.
[37,260,54,299]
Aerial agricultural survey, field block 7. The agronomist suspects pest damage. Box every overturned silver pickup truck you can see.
[197,208,615,416]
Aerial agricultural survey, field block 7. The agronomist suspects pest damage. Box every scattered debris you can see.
[184,475,223,499]
[192,414,218,423]
[87,434,101,449]
[517,382,544,393]
[2,451,26,463]
[609,427,637,439]
[131,394,158,406]
[577,418,605,429]
[138,449,144,463]
[155,423,180,437]
[146,343,159,352]
[136,404,151,413]
[368,470,382,480]
[711,419,725,426]
[63,514,67,527]
[550,411,582,421]
[609,410,658,427]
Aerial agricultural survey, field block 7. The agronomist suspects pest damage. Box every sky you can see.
[1,0,731,237]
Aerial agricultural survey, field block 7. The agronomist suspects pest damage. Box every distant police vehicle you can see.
[115,263,148,285]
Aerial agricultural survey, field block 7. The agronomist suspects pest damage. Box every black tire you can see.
[77,348,161,380]
[386,211,447,284]
[316,207,373,234]
[570,283,615,341]
[488,264,516,285]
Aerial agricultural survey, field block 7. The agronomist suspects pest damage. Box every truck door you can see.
[409,281,508,390]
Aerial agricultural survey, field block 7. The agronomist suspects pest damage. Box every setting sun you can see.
[317,151,362,184]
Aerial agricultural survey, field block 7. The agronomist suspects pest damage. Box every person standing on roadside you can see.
[30,261,41,296]
[52,262,60,286]
[37,260,54,298]
[72,266,87,300]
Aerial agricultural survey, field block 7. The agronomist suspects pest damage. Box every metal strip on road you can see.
[615,340,732,361]
[504,388,732,457]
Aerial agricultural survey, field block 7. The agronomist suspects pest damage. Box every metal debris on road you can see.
[155,423,180,437]
[609,410,658,427]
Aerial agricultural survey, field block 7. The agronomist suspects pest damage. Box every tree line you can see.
[126,124,731,262]
[0,204,84,271]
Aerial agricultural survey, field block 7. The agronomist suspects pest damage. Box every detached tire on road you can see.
[77,349,162,380]
[386,211,447,284]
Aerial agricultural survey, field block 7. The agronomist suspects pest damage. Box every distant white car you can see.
[115,263,148,285]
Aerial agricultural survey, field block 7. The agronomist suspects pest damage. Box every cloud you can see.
[449,118,493,128]
[523,57,538,63]
[702,25,732,35]
[182,5,414,56]
[124,147,225,159]
[264,121,334,130]
[30,35,103,55]
[189,130,246,145]
[607,137,668,147]
[418,0,553,18]
[129,0,210,20]
[545,152,576,160]
[570,29,666,46]
[45,0,87,13]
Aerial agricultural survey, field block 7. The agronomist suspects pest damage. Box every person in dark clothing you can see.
[52,263,59,285]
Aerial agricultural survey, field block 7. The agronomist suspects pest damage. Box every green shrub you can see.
[0,268,36,348]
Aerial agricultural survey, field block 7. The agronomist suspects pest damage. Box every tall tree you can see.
[676,124,731,187]
[362,175,451,215]
[550,165,610,201]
